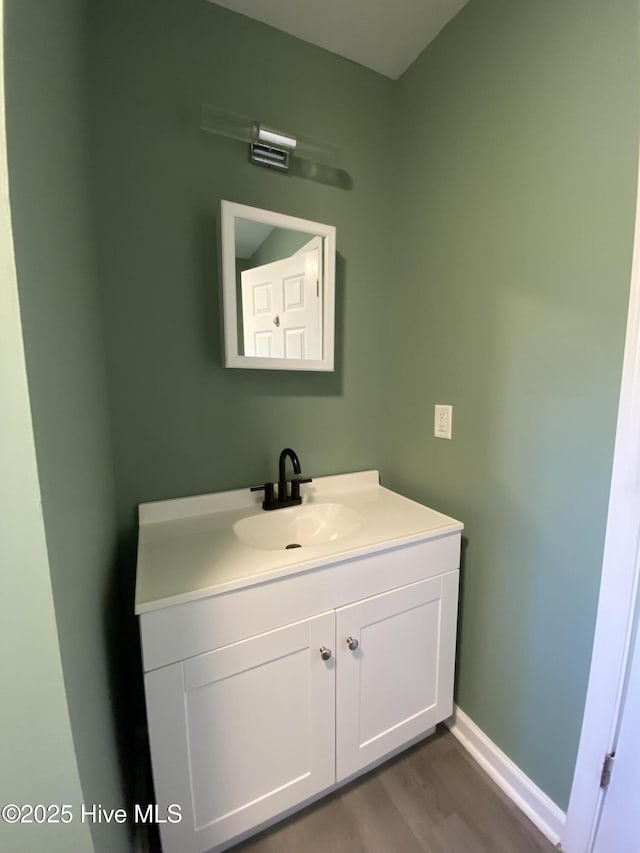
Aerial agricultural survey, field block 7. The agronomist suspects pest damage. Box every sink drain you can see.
[285,543,302,550]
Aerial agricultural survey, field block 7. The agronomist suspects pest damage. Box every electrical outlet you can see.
[434,404,452,439]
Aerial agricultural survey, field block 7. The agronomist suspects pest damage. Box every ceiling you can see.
[208,0,470,80]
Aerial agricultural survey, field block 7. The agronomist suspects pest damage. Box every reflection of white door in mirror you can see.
[241,237,322,359]
[220,200,335,371]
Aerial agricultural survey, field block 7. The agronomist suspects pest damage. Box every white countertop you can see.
[135,471,463,614]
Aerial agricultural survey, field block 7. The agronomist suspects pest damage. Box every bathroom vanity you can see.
[135,471,463,853]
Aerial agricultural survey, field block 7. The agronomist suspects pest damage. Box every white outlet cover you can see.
[434,404,452,439]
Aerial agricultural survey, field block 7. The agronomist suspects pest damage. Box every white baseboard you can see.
[446,705,566,847]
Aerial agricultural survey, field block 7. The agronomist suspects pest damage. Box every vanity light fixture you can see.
[200,103,338,173]
[251,123,297,171]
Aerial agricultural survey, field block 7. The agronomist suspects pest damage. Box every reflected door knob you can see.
[320,646,332,661]
[347,637,359,651]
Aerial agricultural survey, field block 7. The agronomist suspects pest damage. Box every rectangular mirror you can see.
[220,200,336,371]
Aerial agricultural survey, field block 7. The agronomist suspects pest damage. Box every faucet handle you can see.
[250,482,275,505]
[290,478,313,501]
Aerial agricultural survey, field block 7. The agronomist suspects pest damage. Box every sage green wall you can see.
[0,200,92,853]
[0,12,92,847]
[86,0,638,818]
[387,0,638,809]
[5,2,129,850]
[89,0,394,534]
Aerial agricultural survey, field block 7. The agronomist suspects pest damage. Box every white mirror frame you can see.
[220,200,336,371]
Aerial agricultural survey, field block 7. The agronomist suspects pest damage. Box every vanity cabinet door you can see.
[335,571,459,782]
[145,611,336,853]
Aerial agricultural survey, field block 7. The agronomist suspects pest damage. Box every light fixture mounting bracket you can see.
[249,142,291,171]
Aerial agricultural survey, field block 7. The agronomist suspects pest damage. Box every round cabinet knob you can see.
[320,646,332,661]
[347,637,359,651]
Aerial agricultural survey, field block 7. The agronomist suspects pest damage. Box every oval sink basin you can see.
[233,503,365,551]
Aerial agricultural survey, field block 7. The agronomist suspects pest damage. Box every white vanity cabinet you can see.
[336,572,459,782]
[140,537,461,853]
[144,611,336,853]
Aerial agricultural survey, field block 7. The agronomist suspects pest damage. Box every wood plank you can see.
[238,794,365,853]
[428,813,493,853]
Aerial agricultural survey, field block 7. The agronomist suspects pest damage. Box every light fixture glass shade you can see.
[256,124,297,152]
[200,103,257,145]
[200,103,339,167]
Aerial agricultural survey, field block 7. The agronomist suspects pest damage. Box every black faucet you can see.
[278,447,300,500]
[251,448,312,511]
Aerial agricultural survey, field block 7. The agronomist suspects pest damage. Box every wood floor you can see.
[233,727,558,853]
